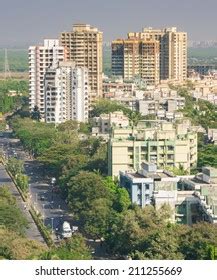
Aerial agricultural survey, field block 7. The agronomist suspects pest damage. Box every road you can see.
[0,131,111,259]
[0,162,44,243]
[0,132,74,238]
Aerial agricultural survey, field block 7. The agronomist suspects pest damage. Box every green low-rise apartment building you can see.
[108,120,197,177]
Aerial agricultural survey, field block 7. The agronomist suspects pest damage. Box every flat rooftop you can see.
[126,170,174,180]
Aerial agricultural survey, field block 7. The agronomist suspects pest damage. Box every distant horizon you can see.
[1,0,217,46]
[2,41,217,49]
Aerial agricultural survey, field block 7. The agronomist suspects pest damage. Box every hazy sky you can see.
[1,0,217,46]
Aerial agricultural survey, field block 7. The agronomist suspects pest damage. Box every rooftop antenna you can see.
[4,49,11,79]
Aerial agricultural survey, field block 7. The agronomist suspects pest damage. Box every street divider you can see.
[1,156,54,248]
[29,206,54,247]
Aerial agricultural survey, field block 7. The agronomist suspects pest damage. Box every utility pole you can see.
[4,49,11,79]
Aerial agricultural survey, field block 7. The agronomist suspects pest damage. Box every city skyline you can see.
[1,0,217,47]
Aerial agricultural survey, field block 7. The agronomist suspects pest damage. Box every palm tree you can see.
[128,111,141,137]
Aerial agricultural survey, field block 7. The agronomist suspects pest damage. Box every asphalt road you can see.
[0,132,75,240]
[0,131,110,258]
[0,163,44,243]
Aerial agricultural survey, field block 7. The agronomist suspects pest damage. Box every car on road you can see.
[39,195,46,201]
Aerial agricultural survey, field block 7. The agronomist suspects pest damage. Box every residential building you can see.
[188,65,217,76]
[60,24,103,104]
[108,120,197,177]
[29,39,66,117]
[103,78,136,98]
[178,166,217,224]
[120,163,217,224]
[44,61,89,124]
[127,27,187,82]
[206,128,217,144]
[120,162,178,210]
[156,111,184,122]
[112,38,160,85]
[138,97,185,116]
[92,111,129,138]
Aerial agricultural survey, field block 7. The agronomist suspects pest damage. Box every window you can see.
[141,146,147,152]
[145,184,150,190]
[137,184,142,192]
[150,146,157,152]
[168,145,174,151]
[141,154,146,160]
[128,147,133,152]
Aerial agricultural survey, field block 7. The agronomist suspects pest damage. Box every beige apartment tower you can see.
[60,24,103,104]
[112,27,187,83]
[128,27,187,82]
[112,38,160,85]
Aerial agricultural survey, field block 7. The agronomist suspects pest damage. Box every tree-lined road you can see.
[0,131,108,258]
[0,163,44,243]
[0,132,74,240]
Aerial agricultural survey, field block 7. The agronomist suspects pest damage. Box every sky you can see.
[0,0,217,47]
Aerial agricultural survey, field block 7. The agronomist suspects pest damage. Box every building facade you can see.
[127,27,187,82]
[112,38,160,85]
[112,38,159,85]
[120,163,217,224]
[92,111,129,138]
[44,61,89,124]
[108,121,197,177]
[29,39,66,117]
[138,97,185,116]
[60,24,103,104]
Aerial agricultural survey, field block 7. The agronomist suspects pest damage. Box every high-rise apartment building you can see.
[128,27,187,82]
[112,27,187,83]
[29,39,66,116]
[44,61,89,124]
[60,24,103,104]
[112,38,160,85]
[108,121,197,177]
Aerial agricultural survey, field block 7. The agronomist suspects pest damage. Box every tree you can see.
[16,174,29,193]
[57,120,79,133]
[128,111,142,127]
[137,225,183,260]
[31,105,41,121]
[67,172,112,217]
[0,186,28,235]
[0,228,46,260]
[106,205,175,257]
[59,154,89,197]
[179,223,217,260]
[85,142,108,175]
[90,99,131,117]
[39,234,91,260]
[198,145,217,168]
[7,157,24,177]
[104,177,131,212]
[82,198,113,238]
[167,165,189,176]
